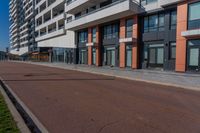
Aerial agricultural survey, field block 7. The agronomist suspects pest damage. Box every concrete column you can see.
[176,2,188,72]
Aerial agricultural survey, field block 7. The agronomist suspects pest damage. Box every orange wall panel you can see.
[176,2,188,72]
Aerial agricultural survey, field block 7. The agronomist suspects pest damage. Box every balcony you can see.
[66,0,107,14]
[36,29,65,42]
[159,0,183,7]
[66,0,142,30]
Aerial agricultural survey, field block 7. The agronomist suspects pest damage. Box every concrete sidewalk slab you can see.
[24,61,200,91]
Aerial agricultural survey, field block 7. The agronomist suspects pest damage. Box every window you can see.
[67,16,72,22]
[144,17,149,33]
[92,27,96,43]
[143,13,165,32]
[75,12,81,19]
[159,14,164,31]
[188,2,200,29]
[170,42,176,59]
[78,30,88,43]
[170,11,177,30]
[126,19,133,38]
[103,23,119,39]
[149,15,158,32]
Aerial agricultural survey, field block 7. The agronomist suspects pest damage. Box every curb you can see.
[0,85,31,133]
[0,78,49,133]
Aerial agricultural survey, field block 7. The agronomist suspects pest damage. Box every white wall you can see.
[38,31,76,48]
[10,46,29,56]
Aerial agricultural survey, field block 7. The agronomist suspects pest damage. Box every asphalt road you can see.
[0,62,200,133]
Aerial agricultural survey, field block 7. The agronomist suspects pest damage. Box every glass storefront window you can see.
[187,40,200,71]
[103,23,119,39]
[92,28,96,43]
[188,2,200,29]
[105,47,115,66]
[53,48,65,62]
[189,48,199,66]
[78,30,88,43]
[148,44,164,67]
[189,2,200,21]
[126,19,133,38]
[92,48,96,65]
[126,45,132,67]
[170,11,177,29]
[170,42,176,59]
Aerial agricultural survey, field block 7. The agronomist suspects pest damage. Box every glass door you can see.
[80,49,87,64]
[188,40,200,71]
[148,44,164,68]
[92,48,96,65]
[126,45,132,67]
[106,47,115,66]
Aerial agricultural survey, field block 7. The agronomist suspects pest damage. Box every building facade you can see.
[9,0,36,57]
[65,0,200,73]
[34,0,76,63]
[9,0,200,73]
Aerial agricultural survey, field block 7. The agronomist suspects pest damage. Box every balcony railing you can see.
[66,0,77,5]
[67,0,139,23]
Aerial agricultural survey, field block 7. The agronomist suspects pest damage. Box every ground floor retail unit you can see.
[35,39,199,73]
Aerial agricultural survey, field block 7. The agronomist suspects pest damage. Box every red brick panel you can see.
[96,26,101,66]
[132,15,139,69]
[88,28,92,65]
[120,43,126,68]
[120,19,126,68]
[176,2,188,72]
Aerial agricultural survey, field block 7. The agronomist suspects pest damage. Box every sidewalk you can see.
[20,61,200,91]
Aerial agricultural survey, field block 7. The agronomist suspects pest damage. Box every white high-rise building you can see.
[9,0,36,57]
[34,0,76,63]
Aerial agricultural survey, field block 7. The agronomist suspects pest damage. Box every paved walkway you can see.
[25,61,200,91]
[0,62,200,133]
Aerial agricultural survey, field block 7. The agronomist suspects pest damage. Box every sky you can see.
[0,0,9,51]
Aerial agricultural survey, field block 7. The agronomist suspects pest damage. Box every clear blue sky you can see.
[0,0,9,51]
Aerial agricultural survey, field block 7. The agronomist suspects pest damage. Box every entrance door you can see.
[188,40,200,71]
[80,49,87,64]
[106,47,115,66]
[92,48,96,65]
[126,45,132,67]
[148,44,164,68]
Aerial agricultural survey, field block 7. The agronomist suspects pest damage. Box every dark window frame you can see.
[143,13,165,33]
[125,19,133,38]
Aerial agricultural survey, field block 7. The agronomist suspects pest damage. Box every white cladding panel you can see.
[38,31,76,48]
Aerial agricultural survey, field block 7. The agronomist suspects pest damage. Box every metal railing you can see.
[67,0,140,23]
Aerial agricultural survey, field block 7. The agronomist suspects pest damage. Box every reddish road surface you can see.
[0,62,200,133]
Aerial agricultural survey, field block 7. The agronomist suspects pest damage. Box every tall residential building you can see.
[34,0,76,63]
[9,0,36,57]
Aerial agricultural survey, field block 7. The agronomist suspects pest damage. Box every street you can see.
[0,62,200,133]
